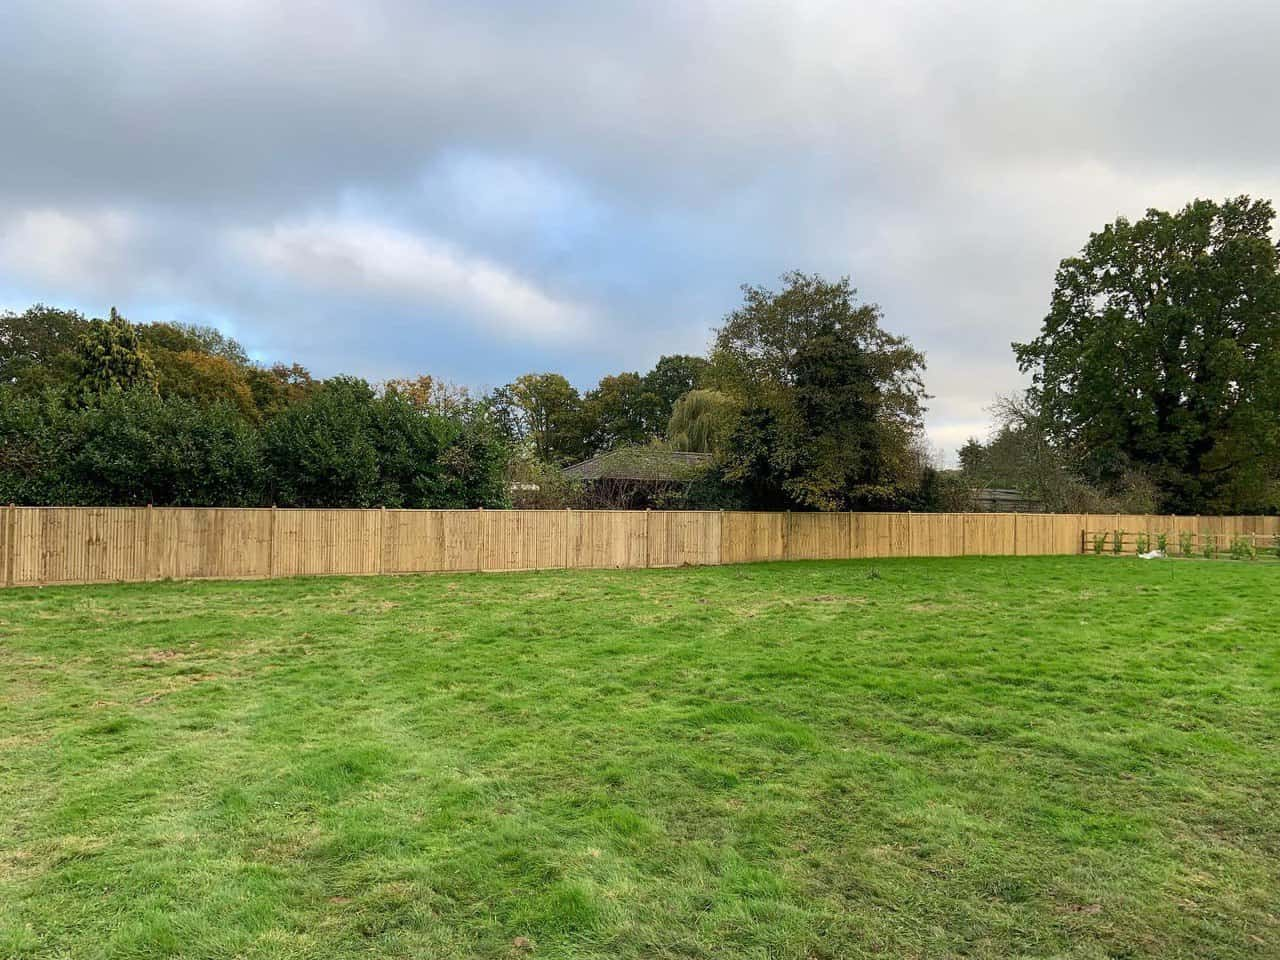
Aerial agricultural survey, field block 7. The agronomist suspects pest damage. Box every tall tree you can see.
[581,372,665,451]
[709,272,927,510]
[147,350,257,420]
[246,362,316,420]
[1014,196,1280,513]
[136,321,267,420]
[643,354,710,415]
[0,304,88,391]
[488,373,586,464]
[73,308,158,402]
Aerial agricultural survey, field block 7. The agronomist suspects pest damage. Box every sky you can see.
[3,0,1279,461]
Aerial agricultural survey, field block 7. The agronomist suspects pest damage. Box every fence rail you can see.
[2,506,1277,588]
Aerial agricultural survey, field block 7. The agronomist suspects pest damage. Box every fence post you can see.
[563,508,571,570]
[269,505,278,580]
[783,510,791,561]
[4,504,15,588]
[907,510,914,557]
[145,503,154,581]
[378,506,386,575]
[476,507,484,572]
[718,508,725,566]
[644,508,651,568]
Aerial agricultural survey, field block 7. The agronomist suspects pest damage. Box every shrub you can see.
[1112,529,1124,555]
[1201,533,1216,560]
[1229,537,1257,561]
[1156,532,1168,553]
[1135,532,1150,555]
[3,389,266,506]
[425,410,511,509]
[1179,530,1195,557]
[1092,532,1107,555]
[506,454,583,509]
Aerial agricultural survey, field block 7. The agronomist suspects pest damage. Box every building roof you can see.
[562,448,712,482]
[970,487,1045,512]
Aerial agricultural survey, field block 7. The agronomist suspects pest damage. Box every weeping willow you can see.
[667,389,736,453]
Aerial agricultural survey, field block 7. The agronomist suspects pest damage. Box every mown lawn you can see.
[1,557,1277,959]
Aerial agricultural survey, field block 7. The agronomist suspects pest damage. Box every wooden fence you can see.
[2,506,1277,588]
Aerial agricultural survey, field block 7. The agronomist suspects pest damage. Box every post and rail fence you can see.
[1,505,1277,588]
[1082,527,1280,560]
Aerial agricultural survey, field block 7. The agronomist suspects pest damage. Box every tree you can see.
[0,388,69,503]
[374,378,510,508]
[383,374,474,419]
[958,394,1053,492]
[149,349,257,420]
[262,378,396,507]
[426,410,511,508]
[488,373,586,464]
[960,393,1160,513]
[73,308,158,402]
[667,389,737,453]
[581,372,665,451]
[246,362,316,420]
[0,304,88,390]
[138,321,251,366]
[709,272,928,510]
[1014,196,1280,513]
[643,354,710,415]
[260,376,508,508]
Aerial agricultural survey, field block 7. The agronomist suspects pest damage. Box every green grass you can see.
[2,557,1278,959]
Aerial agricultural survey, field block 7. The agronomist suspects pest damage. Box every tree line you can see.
[0,272,950,511]
[0,311,509,508]
[3,194,1278,514]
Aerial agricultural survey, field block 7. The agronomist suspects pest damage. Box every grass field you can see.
[2,557,1277,959]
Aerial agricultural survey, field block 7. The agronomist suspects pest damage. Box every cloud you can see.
[0,207,137,294]
[230,218,592,343]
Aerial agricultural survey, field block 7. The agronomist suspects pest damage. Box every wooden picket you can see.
[1,506,1277,587]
